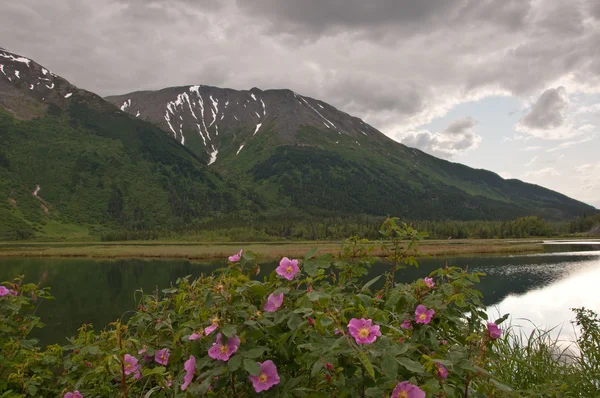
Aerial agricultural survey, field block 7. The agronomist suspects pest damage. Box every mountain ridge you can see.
[0,47,596,240]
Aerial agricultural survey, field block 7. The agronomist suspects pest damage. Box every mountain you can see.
[0,48,256,240]
[106,86,597,222]
[0,47,596,241]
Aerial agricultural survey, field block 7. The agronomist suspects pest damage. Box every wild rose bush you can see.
[5,218,595,397]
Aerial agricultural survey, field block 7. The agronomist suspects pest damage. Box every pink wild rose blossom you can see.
[228,249,243,262]
[264,293,284,312]
[401,319,412,329]
[487,322,502,340]
[123,354,141,378]
[181,355,196,391]
[423,277,435,288]
[248,360,280,392]
[391,381,426,398]
[347,318,382,345]
[64,391,83,398]
[415,305,435,324]
[0,286,15,296]
[155,348,170,365]
[275,257,300,280]
[436,363,449,379]
[208,333,241,361]
[204,323,218,336]
[189,333,201,341]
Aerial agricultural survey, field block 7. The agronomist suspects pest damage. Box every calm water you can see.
[1,242,599,345]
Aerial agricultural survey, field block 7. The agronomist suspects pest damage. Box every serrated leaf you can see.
[397,357,425,373]
[305,247,318,259]
[361,276,381,292]
[222,325,237,338]
[304,260,319,276]
[228,355,242,372]
[358,351,375,379]
[241,347,267,359]
[287,313,303,330]
[311,361,323,377]
[244,358,261,376]
[381,354,398,378]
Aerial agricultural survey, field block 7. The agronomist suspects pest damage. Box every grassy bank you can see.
[0,238,545,260]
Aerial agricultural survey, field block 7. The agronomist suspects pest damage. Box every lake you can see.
[1,241,599,346]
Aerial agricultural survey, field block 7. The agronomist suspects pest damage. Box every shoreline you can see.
[0,239,548,260]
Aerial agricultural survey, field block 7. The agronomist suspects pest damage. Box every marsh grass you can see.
[489,312,600,397]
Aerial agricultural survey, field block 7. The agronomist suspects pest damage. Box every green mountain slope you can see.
[107,85,596,222]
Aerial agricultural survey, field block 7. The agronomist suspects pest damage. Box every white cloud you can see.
[524,156,538,167]
[498,171,513,179]
[398,117,482,158]
[523,167,561,178]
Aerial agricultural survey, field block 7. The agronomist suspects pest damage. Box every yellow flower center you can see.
[211,316,219,324]
[419,313,427,321]
[399,392,408,398]
[286,266,293,273]
[258,373,268,383]
[358,327,370,338]
[220,345,228,354]
[125,363,131,369]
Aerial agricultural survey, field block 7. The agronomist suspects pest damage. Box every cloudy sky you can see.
[1,0,599,208]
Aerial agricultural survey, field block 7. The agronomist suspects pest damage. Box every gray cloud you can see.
[0,0,599,137]
[521,87,568,130]
[399,117,481,158]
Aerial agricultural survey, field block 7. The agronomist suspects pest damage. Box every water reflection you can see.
[0,248,599,346]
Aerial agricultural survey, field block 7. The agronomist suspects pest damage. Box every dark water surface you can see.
[1,242,599,345]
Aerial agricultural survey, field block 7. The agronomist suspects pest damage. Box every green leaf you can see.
[304,260,319,277]
[366,388,384,397]
[241,347,267,359]
[273,287,290,295]
[305,247,318,259]
[397,357,425,373]
[319,316,333,327]
[244,358,261,376]
[287,313,303,330]
[358,351,375,379]
[228,355,242,372]
[311,361,323,377]
[361,276,381,292]
[381,354,398,378]
[142,366,166,376]
[222,325,237,338]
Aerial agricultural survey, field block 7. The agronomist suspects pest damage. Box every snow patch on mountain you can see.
[236,144,245,155]
[64,93,72,98]
[0,65,5,75]
[253,123,262,136]
[120,99,131,111]
[208,146,219,165]
[250,93,256,101]
[14,70,19,79]
[46,83,54,90]
[296,93,336,129]
[261,99,266,116]
[0,52,31,66]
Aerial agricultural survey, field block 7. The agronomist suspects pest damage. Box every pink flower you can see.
[334,329,340,335]
[189,333,202,341]
[64,391,83,398]
[347,318,381,345]
[441,339,448,345]
[248,360,280,392]
[0,286,15,296]
[264,293,284,312]
[181,355,196,391]
[276,257,300,280]
[415,305,435,324]
[155,348,170,366]
[138,346,147,355]
[307,317,315,326]
[436,363,449,379]
[204,316,219,335]
[123,354,141,378]
[228,249,243,262]
[208,333,240,361]
[487,322,502,340]
[423,277,435,288]
[401,319,412,329]
[391,381,425,398]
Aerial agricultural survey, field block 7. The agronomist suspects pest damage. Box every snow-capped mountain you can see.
[0,47,108,118]
[106,85,388,165]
